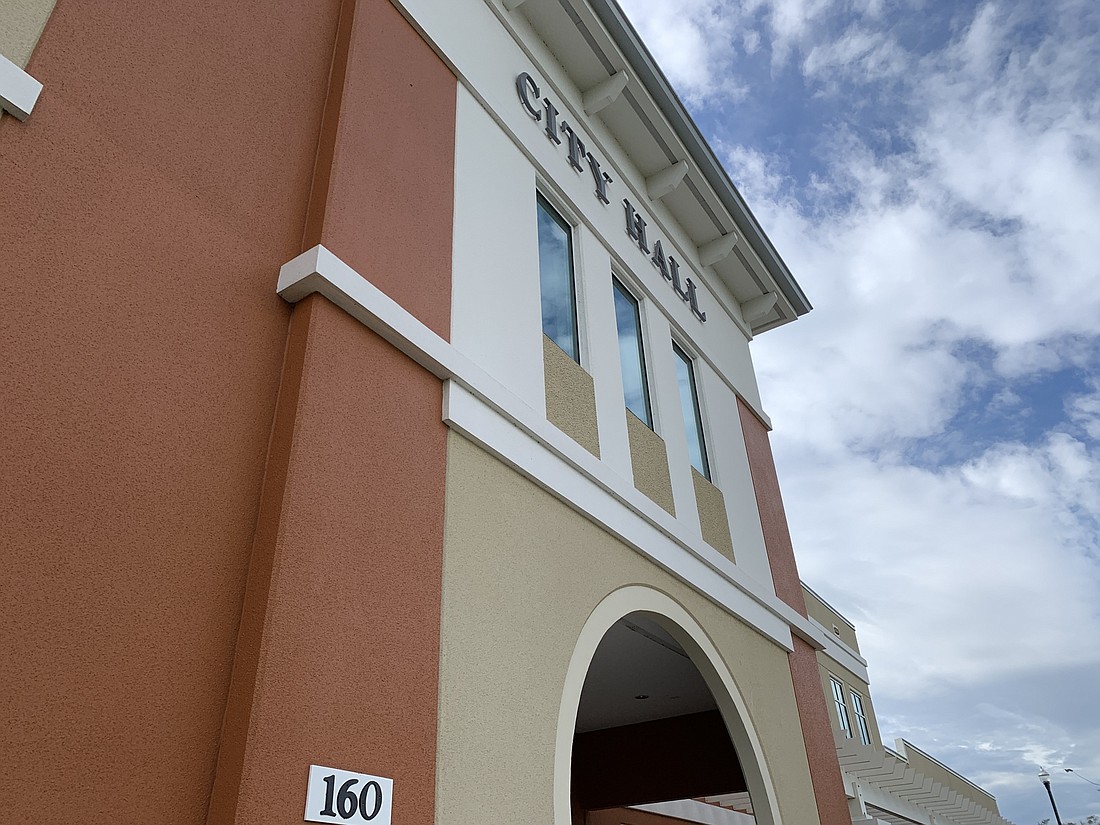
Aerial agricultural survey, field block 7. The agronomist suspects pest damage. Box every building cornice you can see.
[585,0,812,325]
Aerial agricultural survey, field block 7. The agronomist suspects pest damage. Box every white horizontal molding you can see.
[445,380,792,650]
[646,159,689,200]
[635,799,756,825]
[582,69,629,115]
[0,53,43,120]
[808,617,870,681]
[278,244,828,652]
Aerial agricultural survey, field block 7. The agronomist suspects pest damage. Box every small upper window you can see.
[830,677,852,738]
[612,278,652,428]
[672,342,710,479]
[536,194,579,362]
[851,690,872,745]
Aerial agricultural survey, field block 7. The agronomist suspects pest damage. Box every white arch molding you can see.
[553,585,785,825]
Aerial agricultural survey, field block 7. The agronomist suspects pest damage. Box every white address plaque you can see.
[304,764,393,825]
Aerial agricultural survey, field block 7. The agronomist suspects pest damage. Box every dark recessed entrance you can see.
[571,613,754,823]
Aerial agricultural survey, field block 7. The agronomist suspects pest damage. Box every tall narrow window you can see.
[672,342,710,479]
[536,194,579,362]
[612,278,652,428]
[830,677,852,738]
[851,690,872,745]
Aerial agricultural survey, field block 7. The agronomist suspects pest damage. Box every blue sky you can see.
[618,1,1100,823]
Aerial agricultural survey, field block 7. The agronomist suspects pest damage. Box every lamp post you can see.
[1039,768,1064,825]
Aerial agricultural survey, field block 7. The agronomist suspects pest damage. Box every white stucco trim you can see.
[278,245,832,655]
[809,616,870,682]
[634,799,756,825]
[553,587,785,825]
[0,53,42,120]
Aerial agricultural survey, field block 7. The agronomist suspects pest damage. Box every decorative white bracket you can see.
[645,160,689,200]
[582,70,629,115]
[698,233,738,267]
[740,292,778,324]
[0,53,42,121]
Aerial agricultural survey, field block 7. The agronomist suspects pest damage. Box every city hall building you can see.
[2,2,1011,825]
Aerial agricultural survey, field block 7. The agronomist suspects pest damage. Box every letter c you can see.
[517,72,542,121]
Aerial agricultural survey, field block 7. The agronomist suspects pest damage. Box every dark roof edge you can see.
[587,0,813,317]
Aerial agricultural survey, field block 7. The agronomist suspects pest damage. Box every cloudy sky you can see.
[616,0,1100,822]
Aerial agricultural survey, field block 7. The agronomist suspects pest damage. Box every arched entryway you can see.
[554,587,783,825]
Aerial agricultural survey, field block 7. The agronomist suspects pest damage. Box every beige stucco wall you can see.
[802,587,860,653]
[0,0,56,67]
[544,335,600,457]
[435,432,821,825]
[816,654,882,749]
[693,469,734,560]
[626,410,675,515]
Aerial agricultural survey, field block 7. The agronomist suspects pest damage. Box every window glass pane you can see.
[612,278,652,428]
[851,691,872,745]
[831,678,852,738]
[672,342,710,479]
[536,195,579,362]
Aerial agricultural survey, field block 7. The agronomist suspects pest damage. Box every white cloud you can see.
[617,0,749,104]
[1069,380,1100,441]
[623,0,1100,821]
[801,26,908,87]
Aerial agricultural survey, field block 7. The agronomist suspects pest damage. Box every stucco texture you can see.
[435,432,821,825]
[0,0,457,821]
[816,655,881,749]
[803,588,860,653]
[0,0,56,67]
[543,335,601,457]
[694,468,735,560]
[0,0,342,820]
[738,399,851,825]
[210,297,449,825]
[626,410,675,515]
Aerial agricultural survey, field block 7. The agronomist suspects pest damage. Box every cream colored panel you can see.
[802,586,860,653]
[436,433,821,825]
[694,469,734,561]
[544,335,600,457]
[0,0,56,68]
[817,654,881,749]
[626,410,674,515]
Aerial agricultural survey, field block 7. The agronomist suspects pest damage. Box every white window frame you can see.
[671,338,711,480]
[830,676,852,738]
[850,689,872,745]
[535,191,582,364]
[610,274,654,429]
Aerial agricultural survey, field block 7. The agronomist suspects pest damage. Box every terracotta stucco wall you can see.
[0,0,341,820]
[0,0,455,822]
[738,399,851,825]
[208,297,449,825]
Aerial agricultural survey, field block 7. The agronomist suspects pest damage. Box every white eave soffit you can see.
[502,0,812,332]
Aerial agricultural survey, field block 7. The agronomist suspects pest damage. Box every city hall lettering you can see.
[516,71,706,322]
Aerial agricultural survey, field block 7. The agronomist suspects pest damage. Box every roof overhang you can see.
[506,0,811,334]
